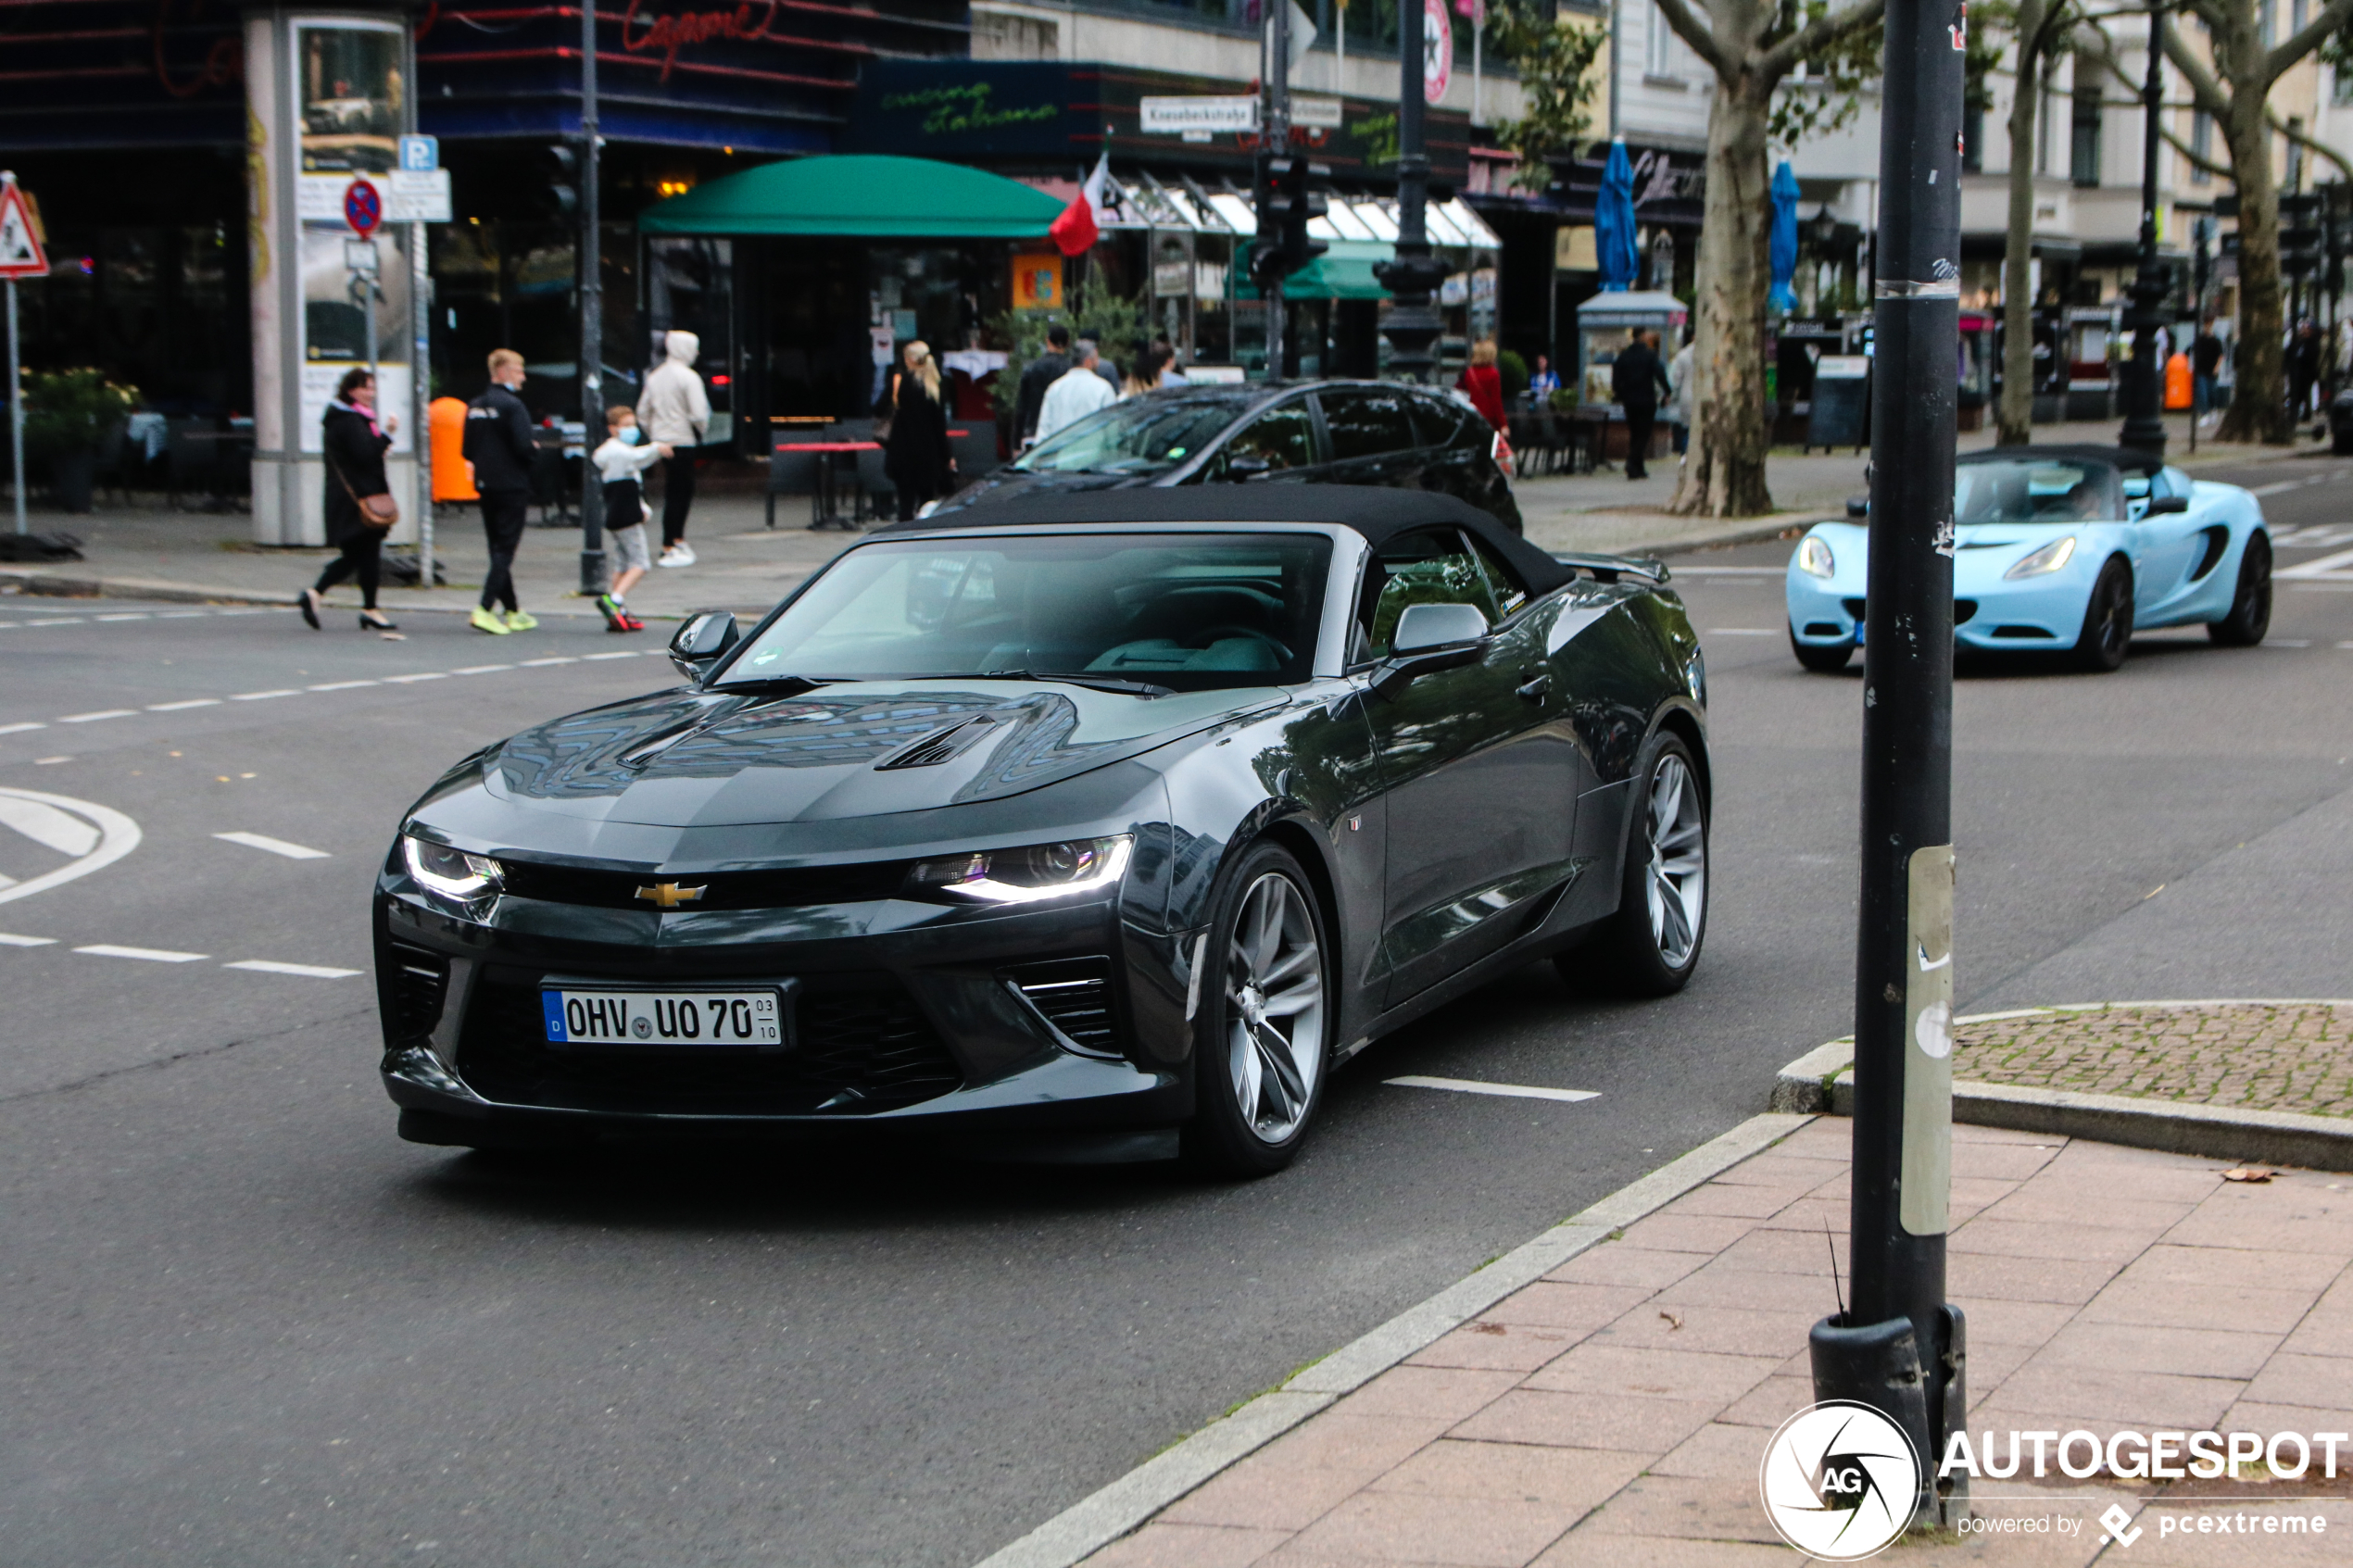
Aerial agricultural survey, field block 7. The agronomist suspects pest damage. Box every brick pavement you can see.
[1081,1117,2353,1566]
[1952,1004,2353,1120]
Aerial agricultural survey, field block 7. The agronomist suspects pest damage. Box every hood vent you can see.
[876,710,1003,771]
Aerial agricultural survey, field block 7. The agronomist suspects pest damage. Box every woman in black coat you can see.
[299,366,398,631]
[879,340,955,521]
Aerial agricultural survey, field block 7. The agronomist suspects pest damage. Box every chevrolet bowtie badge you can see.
[634,882,707,909]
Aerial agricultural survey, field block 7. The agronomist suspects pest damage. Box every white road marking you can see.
[94,613,149,621]
[230,689,302,701]
[2279,545,2353,581]
[383,672,448,684]
[0,787,142,907]
[0,934,57,947]
[583,650,645,660]
[224,960,360,978]
[157,610,208,619]
[450,664,512,675]
[26,617,86,625]
[214,831,331,860]
[2251,480,2303,496]
[307,681,376,692]
[0,796,100,857]
[0,722,47,735]
[2265,639,2313,648]
[76,944,207,963]
[519,656,579,667]
[146,699,220,711]
[59,710,136,723]
[1386,1075,1601,1104]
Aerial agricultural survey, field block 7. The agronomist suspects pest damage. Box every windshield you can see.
[1013,395,1249,477]
[1955,459,2121,525]
[719,533,1333,692]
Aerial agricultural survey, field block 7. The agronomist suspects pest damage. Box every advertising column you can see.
[246,6,419,546]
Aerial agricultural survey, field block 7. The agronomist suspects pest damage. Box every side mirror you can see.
[1845,495,1870,519]
[1371,602,1490,698]
[2144,494,2189,515]
[669,610,739,682]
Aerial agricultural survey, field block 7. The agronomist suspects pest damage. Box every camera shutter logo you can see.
[1758,1400,1921,1561]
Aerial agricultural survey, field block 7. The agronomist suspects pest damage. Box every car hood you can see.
[934,467,1170,513]
[473,679,1282,827]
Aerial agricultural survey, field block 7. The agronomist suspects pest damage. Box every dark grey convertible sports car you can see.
[377,490,1710,1173]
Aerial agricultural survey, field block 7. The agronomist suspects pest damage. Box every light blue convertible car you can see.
[1786,445,2273,672]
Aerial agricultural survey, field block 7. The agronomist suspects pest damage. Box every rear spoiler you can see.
[1551,551,1670,586]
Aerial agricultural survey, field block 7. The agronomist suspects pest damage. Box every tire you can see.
[2331,434,2353,456]
[2208,533,2272,646]
[1789,623,1854,672]
[2070,557,2135,672]
[1180,843,1333,1177]
[1559,734,1709,997]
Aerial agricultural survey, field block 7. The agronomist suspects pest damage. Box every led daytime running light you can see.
[403,835,504,902]
[910,835,1133,905]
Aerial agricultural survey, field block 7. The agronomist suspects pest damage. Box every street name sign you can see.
[1140,96,1259,135]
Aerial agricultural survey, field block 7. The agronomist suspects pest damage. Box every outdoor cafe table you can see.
[774,433,970,531]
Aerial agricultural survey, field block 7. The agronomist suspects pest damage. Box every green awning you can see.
[1235,241,1392,301]
[638,155,1066,239]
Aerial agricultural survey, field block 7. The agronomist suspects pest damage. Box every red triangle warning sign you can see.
[0,177,51,281]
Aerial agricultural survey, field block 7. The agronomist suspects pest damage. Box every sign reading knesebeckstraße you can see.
[0,174,48,281]
[1140,96,1259,136]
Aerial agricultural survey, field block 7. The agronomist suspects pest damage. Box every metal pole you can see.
[1811,0,1966,1534]
[2118,16,2167,457]
[578,0,606,595]
[413,219,433,589]
[1376,0,1448,382]
[1265,0,1291,383]
[7,277,22,536]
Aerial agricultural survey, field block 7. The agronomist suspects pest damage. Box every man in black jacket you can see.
[461,348,538,634]
[1015,323,1073,448]
[1611,330,1673,480]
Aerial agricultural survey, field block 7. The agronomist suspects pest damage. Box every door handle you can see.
[1515,672,1552,702]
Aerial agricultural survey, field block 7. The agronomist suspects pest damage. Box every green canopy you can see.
[638,155,1066,240]
[1235,241,1391,302]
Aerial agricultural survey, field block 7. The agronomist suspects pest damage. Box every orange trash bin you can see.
[430,395,478,501]
[2164,351,2193,411]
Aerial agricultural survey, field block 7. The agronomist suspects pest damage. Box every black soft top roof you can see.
[874,484,1573,595]
[1957,444,2161,475]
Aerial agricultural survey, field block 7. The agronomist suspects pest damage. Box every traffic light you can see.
[1250,153,1329,286]
[547,144,581,220]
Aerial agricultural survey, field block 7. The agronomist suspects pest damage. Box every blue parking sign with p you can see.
[399,135,439,173]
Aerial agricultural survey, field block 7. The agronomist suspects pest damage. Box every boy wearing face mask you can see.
[591,406,672,631]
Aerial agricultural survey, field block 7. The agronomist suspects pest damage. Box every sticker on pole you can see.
[1758,1400,1921,1561]
[1423,0,1453,103]
[0,177,49,281]
[344,177,384,237]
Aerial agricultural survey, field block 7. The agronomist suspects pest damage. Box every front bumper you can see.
[375,883,1201,1143]
[1785,567,2089,650]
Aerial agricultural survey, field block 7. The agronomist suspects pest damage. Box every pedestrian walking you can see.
[591,405,672,632]
[1016,323,1074,448]
[1123,343,1173,398]
[2192,320,2222,427]
[1455,340,1507,431]
[1035,340,1118,444]
[1666,331,1695,456]
[638,330,711,567]
[298,366,399,632]
[461,347,539,635]
[2289,320,2322,426]
[879,340,955,522]
[1154,338,1190,386]
[1612,329,1672,480]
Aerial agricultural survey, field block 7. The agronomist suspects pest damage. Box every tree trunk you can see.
[2219,93,2292,444]
[1996,12,2045,446]
[1668,83,1776,517]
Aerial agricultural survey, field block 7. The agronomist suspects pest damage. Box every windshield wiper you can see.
[711,675,836,696]
[972,670,1175,697]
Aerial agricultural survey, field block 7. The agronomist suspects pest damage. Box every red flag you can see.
[1049,191,1098,257]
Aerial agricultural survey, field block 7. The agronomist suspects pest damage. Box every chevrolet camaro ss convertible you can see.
[1786,445,2272,672]
[376,490,1710,1173]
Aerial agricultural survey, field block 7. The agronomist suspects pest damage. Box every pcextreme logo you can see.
[1757,1400,1922,1561]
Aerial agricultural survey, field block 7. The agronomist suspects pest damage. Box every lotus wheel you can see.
[1562,734,1708,997]
[1183,844,1330,1176]
[2208,533,2271,646]
[2072,557,2134,671]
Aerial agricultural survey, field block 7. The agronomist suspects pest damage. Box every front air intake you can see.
[1005,957,1119,1055]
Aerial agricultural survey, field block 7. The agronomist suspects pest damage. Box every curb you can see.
[0,564,735,621]
[969,1110,1817,1568]
[1769,999,2353,1173]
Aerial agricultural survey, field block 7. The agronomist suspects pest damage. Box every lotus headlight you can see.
[2004,535,2078,579]
[1797,535,1836,579]
[907,835,1132,904]
[402,834,505,914]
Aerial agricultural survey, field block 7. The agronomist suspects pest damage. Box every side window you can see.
[1214,402,1318,477]
[1466,534,1529,619]
[1407,395,1476,450]
[1355,528,1499,659]
[1320,391,1417,461]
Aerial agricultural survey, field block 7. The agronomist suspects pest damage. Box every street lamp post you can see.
[2118,17,2168,458]
[1377,0,1449,382]
[577,0,607,595]
[1808,0,1968,1533]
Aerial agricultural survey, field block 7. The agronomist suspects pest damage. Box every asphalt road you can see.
[4,458,2350,1567]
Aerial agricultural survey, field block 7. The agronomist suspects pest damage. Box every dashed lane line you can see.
[74,944,208,963]
[0,934,57,947]
[305,680,377,692]
[383,672,450,684]
[450,664,512,675]
[0,722,45,736]
[225,960,361,979]
[1385,1075,1602,1104]
[230,689,303,702]
[214,831,331,860]
[59,710,137,724]
[9,937,356,976]
[519,656,580,667]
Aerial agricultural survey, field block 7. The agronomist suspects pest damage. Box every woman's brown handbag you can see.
[330,456,399,531]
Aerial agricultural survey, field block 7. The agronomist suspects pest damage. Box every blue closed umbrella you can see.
[1768,160,1801,314]
[1595,138,1639,293]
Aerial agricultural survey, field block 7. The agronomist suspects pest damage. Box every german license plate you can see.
[541,987,785,1048]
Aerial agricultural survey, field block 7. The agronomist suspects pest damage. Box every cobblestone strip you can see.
[1954,1002,2353,1118]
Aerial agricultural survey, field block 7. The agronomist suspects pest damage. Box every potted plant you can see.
[25,369,139,514]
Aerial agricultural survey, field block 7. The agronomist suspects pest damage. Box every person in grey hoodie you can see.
[637,330,711,567]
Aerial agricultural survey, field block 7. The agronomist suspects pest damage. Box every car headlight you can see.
[402,834,504,914]
[2004,535,2078,579]
[907,835,1132,904]
[1797,535,1835,579]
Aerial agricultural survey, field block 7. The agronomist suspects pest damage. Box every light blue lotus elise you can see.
[1786,445,2273,673]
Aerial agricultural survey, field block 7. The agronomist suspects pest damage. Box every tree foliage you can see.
[1485,4,1607,194]
[983,285,1147,431]
[1768,1,1886,146]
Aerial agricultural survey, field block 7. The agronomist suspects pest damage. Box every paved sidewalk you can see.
[1079,1116,2353,1567]
[1955,1003,2353,1120]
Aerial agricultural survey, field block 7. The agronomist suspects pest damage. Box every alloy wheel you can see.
[1225,872,1327,1143]
[1642,754,1707,970]
[2090,567,2133,661]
